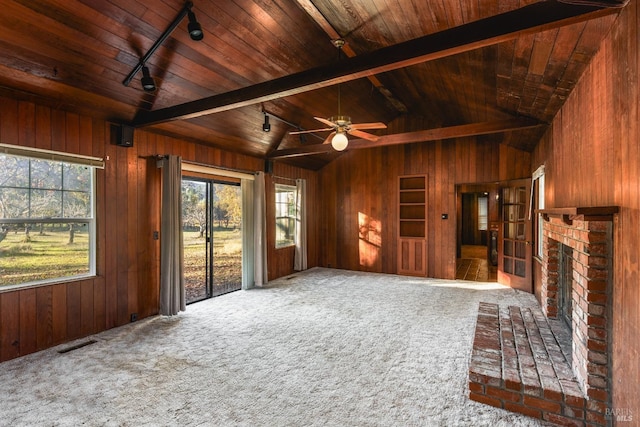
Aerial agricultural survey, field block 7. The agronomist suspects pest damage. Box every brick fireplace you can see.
[540,207,618,425]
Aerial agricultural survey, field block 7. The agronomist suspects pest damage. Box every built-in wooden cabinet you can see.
[398,175,427,276]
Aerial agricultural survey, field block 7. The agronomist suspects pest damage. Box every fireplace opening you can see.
[559,243,574,332]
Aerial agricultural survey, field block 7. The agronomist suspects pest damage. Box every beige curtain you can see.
[294,178,307,271]
[254,171,268,286]
[158,155,185,315]
[241,177,255,290]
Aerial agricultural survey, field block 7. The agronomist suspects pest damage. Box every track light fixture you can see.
[262,114,271,132]
[187,11,203,41]
[140,66,156,92]
[123,1,204,90]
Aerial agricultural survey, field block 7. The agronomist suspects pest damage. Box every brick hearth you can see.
[469,302,586,426]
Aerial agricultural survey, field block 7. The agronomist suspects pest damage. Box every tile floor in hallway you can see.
[456,245,497,282]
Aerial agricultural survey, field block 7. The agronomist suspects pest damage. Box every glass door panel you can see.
[497,178,532,292]
[211,182,242,297]
[182,179,210,304]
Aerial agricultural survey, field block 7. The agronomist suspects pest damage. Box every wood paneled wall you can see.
[318,137,531,279]
[266,162,319,280]
[531,1,639,417]
[0,97,318,362]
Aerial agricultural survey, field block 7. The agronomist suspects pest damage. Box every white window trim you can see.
[275,183,296,249]
[0,146,99,291]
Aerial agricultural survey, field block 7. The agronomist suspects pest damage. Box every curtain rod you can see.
[271,175,297,182]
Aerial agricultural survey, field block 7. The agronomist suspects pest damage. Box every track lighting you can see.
[331,132,348,151]
[262,114,271,132]
[140,66,156,92]
[187,10,204,41]
[122,2,205,90]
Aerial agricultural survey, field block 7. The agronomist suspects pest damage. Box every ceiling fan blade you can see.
[350,122,387,130]
[289,128,333,135]
[314,117,337,128]
[322,131,336,145]
[348,129,379,141]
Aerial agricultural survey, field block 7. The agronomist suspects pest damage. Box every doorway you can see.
[456,184,498,282]
[181,177,243,304]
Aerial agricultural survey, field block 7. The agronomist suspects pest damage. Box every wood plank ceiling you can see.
[0,0,624,170]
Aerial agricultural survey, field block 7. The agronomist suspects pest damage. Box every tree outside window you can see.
[275,184,296,248]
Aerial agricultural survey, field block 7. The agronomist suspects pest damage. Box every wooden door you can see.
[497,178,532,292]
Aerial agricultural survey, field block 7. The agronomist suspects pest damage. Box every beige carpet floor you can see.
[0,268,550,426]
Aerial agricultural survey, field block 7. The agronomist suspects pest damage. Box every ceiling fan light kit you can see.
[288,40,387,153]
[331,132,349,151]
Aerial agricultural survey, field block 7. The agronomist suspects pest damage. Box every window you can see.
[533,165,545,258]
[275,184,296,248]
[478,195,488,231]
[0,147,101,289]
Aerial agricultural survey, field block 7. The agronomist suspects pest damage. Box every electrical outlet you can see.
[130,313,138,322]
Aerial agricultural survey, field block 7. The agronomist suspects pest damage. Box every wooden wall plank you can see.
[0,292,20,361]
[35,286,53,350]
[66,281,82,340]
[80,280,94,336]
[51,284,67,344]
[19,288,37,356]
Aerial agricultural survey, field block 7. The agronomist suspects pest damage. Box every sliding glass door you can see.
[182,177,242,304]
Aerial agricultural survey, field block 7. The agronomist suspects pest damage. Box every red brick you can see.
[587,362,608,376]
[586,399,608,413]
[504,402,542,419]
[505,378,522,391]
[587,316,606,328]
[543,388,564,402]
[587,327,607,340]
[565,395,586,408]
[544,412,584,427]
[563,405,585,420]
[486,386,521,403]
[587,350,607,364]
[586,410,606,424]
[523,395,562,413]
[587,339,607,353]
[587,387,608,401]
[587,293,607,304]
[585,280,608,292]
[469,392,502,409]
[468,381,484,394]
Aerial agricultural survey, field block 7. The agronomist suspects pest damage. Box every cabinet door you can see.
[398,238,426,276]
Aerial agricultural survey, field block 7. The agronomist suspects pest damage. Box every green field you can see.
[0,230,90,286]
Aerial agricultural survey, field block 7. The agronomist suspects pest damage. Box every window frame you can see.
[274,183,297,249]
[0,145,102,291]
[532,165,545,259]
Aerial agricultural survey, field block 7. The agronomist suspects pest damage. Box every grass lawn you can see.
[0,227,242,298]
[0,230,90,286]
[183,227,242,302]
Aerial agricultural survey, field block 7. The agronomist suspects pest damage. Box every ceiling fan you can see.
[289,40,387,151]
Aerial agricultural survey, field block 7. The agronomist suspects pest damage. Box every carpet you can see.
[0,268,550,426]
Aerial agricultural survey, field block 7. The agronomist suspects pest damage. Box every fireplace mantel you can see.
[538,206,618,225]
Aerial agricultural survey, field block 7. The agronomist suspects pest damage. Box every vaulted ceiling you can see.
[0,0,625,170]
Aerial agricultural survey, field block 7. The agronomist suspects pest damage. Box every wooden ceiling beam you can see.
[292,0,408,113]
[133,1,619,127]
[267,118,545,159]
